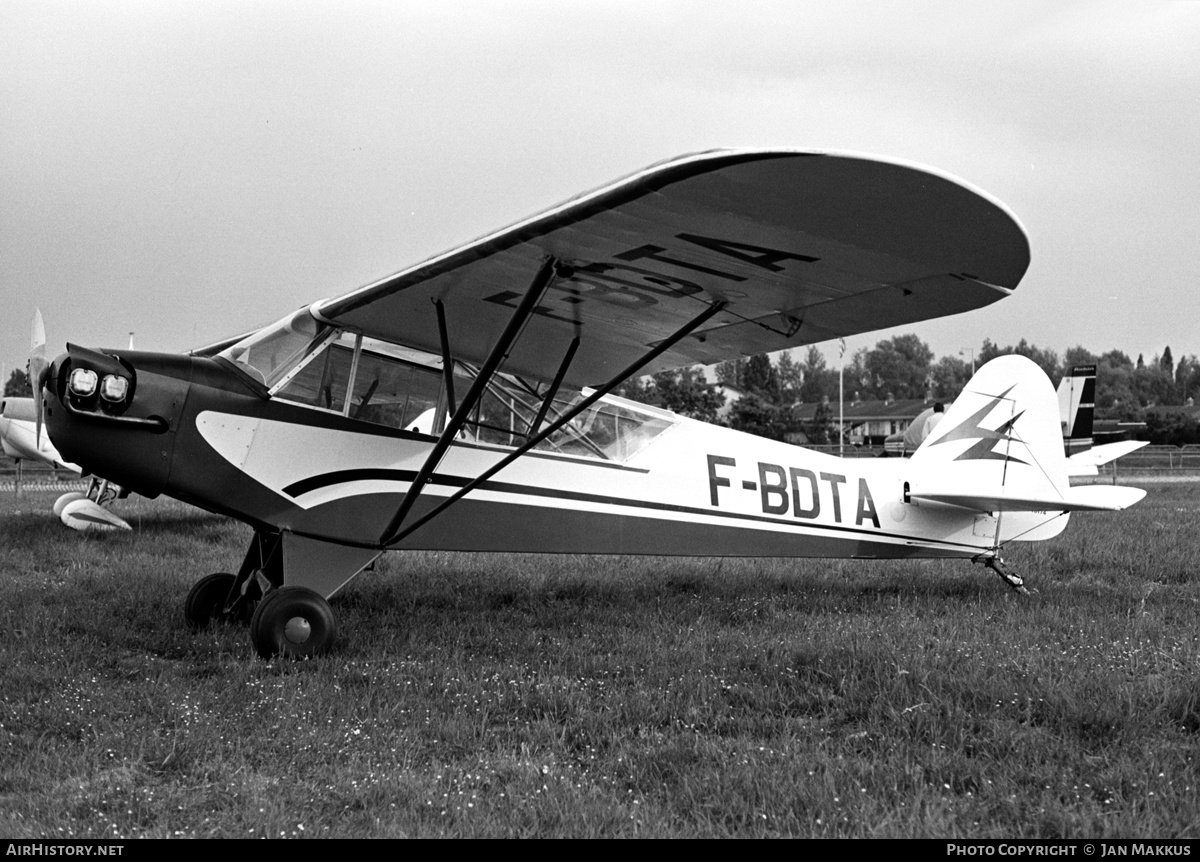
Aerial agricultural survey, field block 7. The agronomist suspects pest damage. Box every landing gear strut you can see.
[182,529,378,659]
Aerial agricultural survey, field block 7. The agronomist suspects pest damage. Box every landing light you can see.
[100,374,129,403]
[68,367,98,398]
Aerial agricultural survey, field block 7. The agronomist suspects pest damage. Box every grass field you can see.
[2,484,1199,838]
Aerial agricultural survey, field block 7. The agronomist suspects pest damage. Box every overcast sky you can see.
[3,0,1198,381]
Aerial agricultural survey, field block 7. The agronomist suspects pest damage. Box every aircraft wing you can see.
[315,149,1030,387]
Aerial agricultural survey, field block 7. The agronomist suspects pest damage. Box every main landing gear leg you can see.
[184,530,380,660]
[982,555,1032,596]
[183,530,280,630]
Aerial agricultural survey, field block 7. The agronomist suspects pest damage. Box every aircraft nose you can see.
[44,345,188,498]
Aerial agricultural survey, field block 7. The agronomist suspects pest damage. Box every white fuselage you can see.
[194,403,1012,560]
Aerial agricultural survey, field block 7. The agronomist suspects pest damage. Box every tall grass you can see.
[2,486,1199,837]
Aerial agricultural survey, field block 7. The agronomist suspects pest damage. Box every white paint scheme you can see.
[59,497,131,532]
[2,395,131,533]
[193,356,1138,560]
[52,492,87,518]
[1069,440,1149,469]
[1,397,80,471]
[909,356,1145,518]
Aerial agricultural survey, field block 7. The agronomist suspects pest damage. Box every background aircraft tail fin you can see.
[1057,364,1096,456]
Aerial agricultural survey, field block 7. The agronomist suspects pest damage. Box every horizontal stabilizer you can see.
[1069,440,1148,467]
[909,483,1145,513]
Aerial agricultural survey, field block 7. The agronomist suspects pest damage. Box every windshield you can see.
[217,309,333,389]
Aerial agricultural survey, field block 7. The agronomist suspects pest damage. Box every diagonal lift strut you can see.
[377,256,562,546]
[380,295,727,549]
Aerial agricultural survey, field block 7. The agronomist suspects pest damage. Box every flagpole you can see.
[838,338,846,458]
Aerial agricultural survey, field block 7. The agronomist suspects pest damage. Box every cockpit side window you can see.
[231,319,675,458]
[273,341,355,413]
[349,352,443,433]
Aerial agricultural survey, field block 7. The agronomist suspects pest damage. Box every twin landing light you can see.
[64,350,134,416]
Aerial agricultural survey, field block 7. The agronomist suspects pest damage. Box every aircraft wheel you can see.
[52,492,87,519]
[184,572,239,629]
[250,586,337,660]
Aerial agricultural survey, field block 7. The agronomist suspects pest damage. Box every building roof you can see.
[792,397,943,423]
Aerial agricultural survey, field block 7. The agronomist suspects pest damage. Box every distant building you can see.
[792,393,943,446]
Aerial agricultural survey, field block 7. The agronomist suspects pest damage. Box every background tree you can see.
[1176,354,1200,404]
[741,354,780,400]
[775,350,804,404]
[863,334,934,399]
[805,399,834,444]
[617,333,1200,439]
[648,368,725,423]
[620,369,725,423]
[615,375,657,406]
[931,354,971,400]
[1133,362,1176,407]
[799,346,834,404]
[728,393,788,441]
[1095,350,1136,411]
[978,338,1060,382]
[1142,408,1200,446]
[4,369,31,397]
[846,348,872,400]
[713,358,745,389]
[1062,345,1098,372]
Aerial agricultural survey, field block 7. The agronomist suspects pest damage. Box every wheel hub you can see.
[284,616,312,644]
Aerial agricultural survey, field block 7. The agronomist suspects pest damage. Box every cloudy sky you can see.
[3,1,1198,380]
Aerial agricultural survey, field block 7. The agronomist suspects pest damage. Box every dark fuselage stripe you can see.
[283,468,981,551]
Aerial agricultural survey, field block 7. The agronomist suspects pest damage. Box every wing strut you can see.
[434,299,458,416]
[377,256,563,546]
[380,298,727,549]
[529,336,579,437]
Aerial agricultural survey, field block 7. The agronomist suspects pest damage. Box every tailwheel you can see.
[250,586,337,659]
[184,572,242,629]
[983,555,1033,596]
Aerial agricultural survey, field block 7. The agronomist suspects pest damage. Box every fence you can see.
[0,460,87,492]
[1092,444,1200,479]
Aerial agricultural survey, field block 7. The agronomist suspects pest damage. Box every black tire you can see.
[184,572,237,630]
[249,586,337,659]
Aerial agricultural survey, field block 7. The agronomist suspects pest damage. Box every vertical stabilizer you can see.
[1057,364,1096,456]
[906,356,1143,536]
[911,354,1068,497]
[908,355,1071,541]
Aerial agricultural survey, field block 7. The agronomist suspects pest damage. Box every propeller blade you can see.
[30,308,46,445]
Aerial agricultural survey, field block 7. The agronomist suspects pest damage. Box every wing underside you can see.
[315,149,1030,387]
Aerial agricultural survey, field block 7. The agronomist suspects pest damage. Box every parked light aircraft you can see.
[3,313,131,529]
[33,149,1146,658]
[0,396,131,530]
